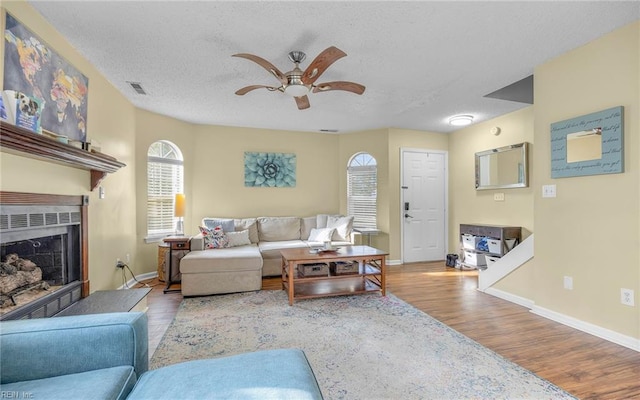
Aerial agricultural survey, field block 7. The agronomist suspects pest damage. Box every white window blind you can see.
[147,141,183,237]
[347,153,377,229]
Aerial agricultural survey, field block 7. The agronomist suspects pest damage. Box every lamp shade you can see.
[174,193,185,217]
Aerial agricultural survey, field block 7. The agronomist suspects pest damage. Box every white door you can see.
[401,150,446,263]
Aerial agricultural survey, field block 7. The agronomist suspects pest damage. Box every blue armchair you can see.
[1,312,323,399]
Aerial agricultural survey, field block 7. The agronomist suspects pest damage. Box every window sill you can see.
[145,234,173,244]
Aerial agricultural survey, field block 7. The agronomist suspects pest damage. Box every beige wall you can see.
[448,108,535,298]
[189,125,341,224]
[532,21,639,338]
[1,1,137,292]
[338,129,390,250]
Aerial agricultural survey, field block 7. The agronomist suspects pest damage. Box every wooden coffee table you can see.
[280,245,388,305]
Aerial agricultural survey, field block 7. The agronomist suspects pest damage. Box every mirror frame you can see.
[475,142,529,190]
[550,106,624,178]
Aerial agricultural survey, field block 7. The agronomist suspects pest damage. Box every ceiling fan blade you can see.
[235,85,279,95]
[301,46,347,85]
[313,81,366,95]
[232,53,287,84]
[295,95,310,110]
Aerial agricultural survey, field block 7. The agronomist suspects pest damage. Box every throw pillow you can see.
[307,227,336,242]
[226,229,251,247]
[327,215,354,241]
[199,225,229,249]
[202,218,235,233]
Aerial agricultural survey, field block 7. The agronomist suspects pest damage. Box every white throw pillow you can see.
[327,215,354,241]
[226,229,251,247]
[307,227,335,242]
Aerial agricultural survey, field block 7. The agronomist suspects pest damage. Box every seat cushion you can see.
[128,349,323,400]
[1,366,136,400]
[180,245,262,274]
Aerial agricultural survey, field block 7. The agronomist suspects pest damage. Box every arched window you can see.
[147,140,184,239]
[347,152,377,229]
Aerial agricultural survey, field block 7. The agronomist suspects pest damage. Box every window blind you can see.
[347,164,377,229]
[147,142,183,237]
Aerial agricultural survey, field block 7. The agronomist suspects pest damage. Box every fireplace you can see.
[0,192,89,320]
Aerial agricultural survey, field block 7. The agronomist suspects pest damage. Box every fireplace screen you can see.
[0,204,83,319]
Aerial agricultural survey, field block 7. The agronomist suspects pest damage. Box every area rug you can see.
[151,291,575,399]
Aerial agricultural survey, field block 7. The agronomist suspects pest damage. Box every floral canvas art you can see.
[244,152,296,187]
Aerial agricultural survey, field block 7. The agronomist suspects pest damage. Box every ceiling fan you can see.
[233,46,365,110]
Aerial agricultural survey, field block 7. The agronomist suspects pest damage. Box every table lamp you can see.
[174,193,185,235]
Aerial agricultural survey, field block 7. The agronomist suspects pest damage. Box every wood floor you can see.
[136,262,640,400]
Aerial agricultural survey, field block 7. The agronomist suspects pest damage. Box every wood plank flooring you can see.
[136,262,640,400]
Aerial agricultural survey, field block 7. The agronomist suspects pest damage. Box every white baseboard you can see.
[117,271,158,290]
[530,305,640,352]
[386,259,402,266]
[483,287,535,309]
[484,287,639,352]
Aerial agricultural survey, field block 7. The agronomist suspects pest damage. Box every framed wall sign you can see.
[550,106,623,178]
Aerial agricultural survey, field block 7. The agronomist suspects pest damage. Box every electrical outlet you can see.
[621,288,635,306]
[563,276,573,290]
[494,193,505,201]
[115,259,125,269]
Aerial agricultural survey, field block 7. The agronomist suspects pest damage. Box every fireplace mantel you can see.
[0,124,126,191]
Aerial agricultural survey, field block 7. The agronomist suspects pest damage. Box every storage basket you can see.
[297,262,329,277]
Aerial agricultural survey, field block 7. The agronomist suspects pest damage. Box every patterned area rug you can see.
[151,291,575,399]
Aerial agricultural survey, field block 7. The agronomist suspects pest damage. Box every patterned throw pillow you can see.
[199,225,229,249]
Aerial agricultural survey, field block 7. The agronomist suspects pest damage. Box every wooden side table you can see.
[163,236,190,293]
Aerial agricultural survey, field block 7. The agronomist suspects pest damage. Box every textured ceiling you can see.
[28,1,639,134]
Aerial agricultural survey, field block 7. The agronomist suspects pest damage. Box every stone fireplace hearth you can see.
[0,192,89,320]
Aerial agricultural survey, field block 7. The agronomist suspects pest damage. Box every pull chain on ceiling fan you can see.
[233,46,366,110]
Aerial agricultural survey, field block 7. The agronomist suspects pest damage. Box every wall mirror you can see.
[475,142,528,190]
[551,106,623,178]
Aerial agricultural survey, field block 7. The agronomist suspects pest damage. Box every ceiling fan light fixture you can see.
[449,114,474,126]
[284,84,309,97]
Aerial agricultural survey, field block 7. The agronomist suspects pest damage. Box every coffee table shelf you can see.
[280,245,388,305]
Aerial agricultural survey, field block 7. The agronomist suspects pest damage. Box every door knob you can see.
[404,213,414,218]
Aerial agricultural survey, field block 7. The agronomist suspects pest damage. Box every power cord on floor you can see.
[118,262,151,289]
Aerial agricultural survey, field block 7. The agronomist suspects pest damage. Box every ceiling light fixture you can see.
[449,115,474,126]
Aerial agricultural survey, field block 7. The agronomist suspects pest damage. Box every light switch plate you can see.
[542,184,556,198]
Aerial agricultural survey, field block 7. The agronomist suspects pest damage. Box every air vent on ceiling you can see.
[127,81,147,95]
[319,129,339,133]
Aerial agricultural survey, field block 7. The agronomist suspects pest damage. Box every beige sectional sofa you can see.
[179,215,357,296]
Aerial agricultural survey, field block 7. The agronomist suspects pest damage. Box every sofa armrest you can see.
[0,312,148,384]
[350,231,361,244]
[190,233,205,251]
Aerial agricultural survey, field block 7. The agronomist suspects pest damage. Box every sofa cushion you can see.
[257,217,301,241]
[127,349,323,400]
[300,216,317,240]
[307,227,335,242]
[199,226,229,249]
[258,240,309,259]
[0,366,136,400]
[226,229,252,247]
[202,217,235,232]
[327,215,354,242]
[180,246,262,273]
[234,218,259,243]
